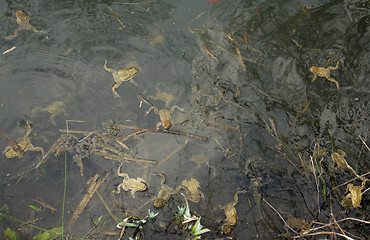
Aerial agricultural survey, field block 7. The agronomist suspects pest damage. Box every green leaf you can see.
[117,222,139,228]
[28,205,40,210]
[32,231,50,240]
[148,209,159,220]
[195,228,210,236]
[48,227,63,238]
[4,228,20,240]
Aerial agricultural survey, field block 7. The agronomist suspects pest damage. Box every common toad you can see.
[341,181,367,208]
[181,178,204,203]
[154,173,181,208]
[32,101,66,125]
[5,10,44,39]
[148,82,175,107]
[3,120,44,158]
[310,61,339,90]
[219,190,247,226]
[104,60,139,98]
[116,164,146,198]
[146,105,184,129]
[331,149,347,169]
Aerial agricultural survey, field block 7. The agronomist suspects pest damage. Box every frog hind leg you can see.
[326,77,340,90]
[104,60,114,73]
[112,83,121,98]
[31,26,44,33]
[5,29,19,39]
[32,146,45,157]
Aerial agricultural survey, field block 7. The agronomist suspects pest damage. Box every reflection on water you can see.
[0,0,369,239]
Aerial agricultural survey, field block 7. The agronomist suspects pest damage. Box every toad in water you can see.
[154,173,181,208]
[104,60,139,98]
[116,164,146,198]
[148,82,175,107]
[310,61,339,90]
[6,10,44,39]
[181,178,205,203]
[219,190,247,226]
[3,120,44,158]
[146,105,185,129]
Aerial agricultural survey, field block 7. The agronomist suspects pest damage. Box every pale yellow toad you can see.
[154,173,181,208]
[5,10,44,39]
[219,190,247,226]
[146,105,184,129]
[104,60,139,98]
[341,180,367,208]
[181,178,204,203]
[32,101,66,125]
[3,120,44,158]
[116,164,146,198]
[310,61,339,90]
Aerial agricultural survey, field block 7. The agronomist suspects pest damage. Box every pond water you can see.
[0,0,369,239]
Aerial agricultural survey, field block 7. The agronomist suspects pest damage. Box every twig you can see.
[235,46,246,72]
[67,173,110,230]
[96,190,118,224]
[203,45,219,62]
[262,197,298,234]
[148,139,188,186]
[330,171,370,193]
[310,155,320,215]
[359,135,369,151]
[107,6,125,29]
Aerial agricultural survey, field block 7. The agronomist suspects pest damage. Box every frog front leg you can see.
[169,105,185,114]
[327,61,339,71]
[31,26,44,33]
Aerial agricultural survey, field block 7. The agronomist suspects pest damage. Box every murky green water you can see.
[0,0,369,239]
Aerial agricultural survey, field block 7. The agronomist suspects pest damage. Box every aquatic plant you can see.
[175,193,210,239]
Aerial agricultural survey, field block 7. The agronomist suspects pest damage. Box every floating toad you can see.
[146,105,185,129]
[341,181,366,208]
[310,61,339,90]
[5,10,44,39]
[148,82,175,107]
[219,190,247,226]
[104,60,139,98]
[3,120,44,158]
[32,101,66,125]
[181,178,205,203]
[154,173,181,208]
[116,164,146,198]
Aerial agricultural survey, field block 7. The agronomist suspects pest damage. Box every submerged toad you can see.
[116,164,146,198]
[154,173,181,208]
[148,82,175,107]
[3,120,44,159]
[181,178,204,203]
[219,190,247,226]
[32,101,66,125]
[104,60,139,98]
[5,10,44,39]
[310,61,339,90]
[146,105,185,129]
